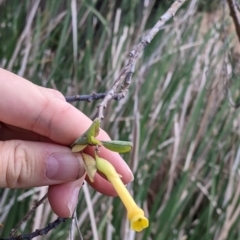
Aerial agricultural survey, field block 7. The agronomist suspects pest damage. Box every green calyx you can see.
[70,118,132,154]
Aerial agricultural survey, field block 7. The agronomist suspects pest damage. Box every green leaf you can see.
[71,144,87,152]
[70,136,88,147]
[70,118,101,147]
[82,153,97,182]
[101,140,133,153]
[86,118,101,139]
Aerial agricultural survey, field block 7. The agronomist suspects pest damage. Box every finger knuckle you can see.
[2,141,32,188]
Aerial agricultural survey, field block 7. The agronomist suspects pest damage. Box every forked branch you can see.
[97,0,188,119]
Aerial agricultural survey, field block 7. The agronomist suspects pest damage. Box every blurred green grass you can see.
[1,0,240,239]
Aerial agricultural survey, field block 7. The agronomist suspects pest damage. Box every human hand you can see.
[0,68,133,217]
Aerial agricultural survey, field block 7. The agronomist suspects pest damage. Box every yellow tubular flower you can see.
[95,154,149,232]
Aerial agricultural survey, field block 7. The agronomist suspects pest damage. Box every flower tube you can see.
[95,154,149,232]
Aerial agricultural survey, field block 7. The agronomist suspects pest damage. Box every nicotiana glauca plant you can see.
[71,119,148,232]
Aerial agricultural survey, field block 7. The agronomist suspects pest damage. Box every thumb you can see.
[0,140,85,188]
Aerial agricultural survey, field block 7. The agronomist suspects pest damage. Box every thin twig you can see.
[0,218,67,240]
[10,193,48,237]
[65,0,187,108]
[227,0,240,43]
[97,0,188,119]
[65,92,123,102]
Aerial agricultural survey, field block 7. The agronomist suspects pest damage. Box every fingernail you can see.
[68,187,80,216]
[46,153,84,180]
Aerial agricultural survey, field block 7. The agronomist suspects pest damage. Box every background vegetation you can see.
[0,0,240,239]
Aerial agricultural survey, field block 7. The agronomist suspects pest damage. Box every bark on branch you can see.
[227,0,240,43]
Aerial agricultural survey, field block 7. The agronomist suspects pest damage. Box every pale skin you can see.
[0,68,133,217]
